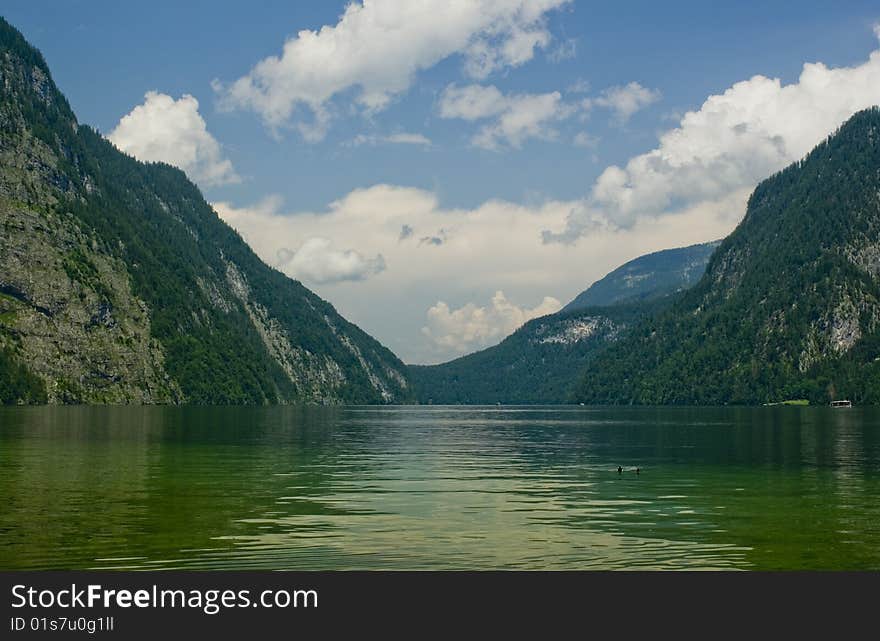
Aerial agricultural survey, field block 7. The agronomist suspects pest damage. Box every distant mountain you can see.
[410,240,716,405]
[0,18,411,404]
[409,301,662,404]
[563,240,720,311]
[576,107,880,405]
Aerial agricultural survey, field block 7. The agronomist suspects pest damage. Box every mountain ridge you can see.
[563,240,721,311]
[575,107,880,405]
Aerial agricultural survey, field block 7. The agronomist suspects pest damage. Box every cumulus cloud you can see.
[108,91,239,187]
[438,83,508,120]
[546,34,880,242]
[206,29,880,362]
[422,291,561,354]
[439,83,575,149]
[213,184,735,363]
[276,238,385,284]
[214,0,570,137]
[584,81,661,123]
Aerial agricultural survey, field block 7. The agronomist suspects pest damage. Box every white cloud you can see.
[214,0,570,137]
[584,81,661,123]
[108,91,239,187]
[422,291,561,354]
[439,83,575,149]
[206,28,880,363]
[348,132,432,147]
[277,237,386,284]
[546,34,880,242]
[438,84,508,120]
[473,92,573,150]
[213,184,737,363]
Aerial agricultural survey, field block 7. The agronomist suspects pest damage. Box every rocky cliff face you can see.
[0,18,411,405]
[0,203,180,403]
[0,43,175,403]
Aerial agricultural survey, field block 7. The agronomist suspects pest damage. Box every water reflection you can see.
[0,405,878,570]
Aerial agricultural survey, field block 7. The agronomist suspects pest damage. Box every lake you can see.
[0,405,878,570]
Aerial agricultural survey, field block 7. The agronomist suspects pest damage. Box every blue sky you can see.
[5,1,880,363]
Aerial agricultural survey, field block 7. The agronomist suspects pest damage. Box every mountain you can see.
[0,18,411,405]
[576,107,880,406]
[409,300,665,404]
[410,241,720,405]
[410,241,719,405]
[563,240,720,311]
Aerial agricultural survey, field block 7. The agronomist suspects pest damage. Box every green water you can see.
[0,405,878,570]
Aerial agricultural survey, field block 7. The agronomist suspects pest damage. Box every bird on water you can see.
[616,466,642,474]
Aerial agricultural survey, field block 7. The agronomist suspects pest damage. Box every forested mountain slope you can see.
[0,18,411,404]
[576,108,880,405]
[409,302,660,404]
[563,240,720,311]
